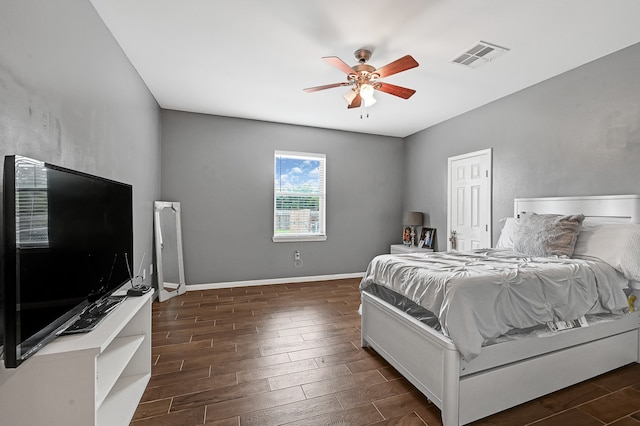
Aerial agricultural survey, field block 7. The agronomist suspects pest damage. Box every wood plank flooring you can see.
[131,278,640,425]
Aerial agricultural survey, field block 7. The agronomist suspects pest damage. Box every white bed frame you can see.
[361,195,640,426]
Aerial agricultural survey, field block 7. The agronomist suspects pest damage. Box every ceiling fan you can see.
[303,48,419,109]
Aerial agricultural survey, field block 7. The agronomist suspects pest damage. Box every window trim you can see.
[273,150,326,243]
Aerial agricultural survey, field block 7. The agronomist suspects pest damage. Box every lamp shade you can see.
[403,211,423,226]
[344,89,357,104]
[360,84,375,99]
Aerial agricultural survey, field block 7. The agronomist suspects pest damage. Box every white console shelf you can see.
[0,290,153,426]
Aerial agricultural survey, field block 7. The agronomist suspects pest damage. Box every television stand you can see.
[0,290,153,426]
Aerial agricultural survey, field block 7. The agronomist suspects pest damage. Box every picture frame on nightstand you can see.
[420,228,436,249]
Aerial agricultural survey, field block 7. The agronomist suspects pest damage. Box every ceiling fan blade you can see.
[303,82,351,93]
[374,55,419,78]
[347,93,362,109]
[375,82,416,99]
[322,56,356,75]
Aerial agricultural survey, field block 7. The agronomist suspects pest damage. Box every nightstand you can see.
[390,244,434,254]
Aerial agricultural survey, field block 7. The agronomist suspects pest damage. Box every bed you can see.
[360,195,640,426]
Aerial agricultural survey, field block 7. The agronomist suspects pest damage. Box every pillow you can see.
[512,213,585,257]
[496,217,521,250]
[573,223,640,281]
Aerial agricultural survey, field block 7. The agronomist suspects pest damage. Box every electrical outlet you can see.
[149,264,153,275]
[294,250,301,261]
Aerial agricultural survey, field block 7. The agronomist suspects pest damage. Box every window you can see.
[273,151,326,242]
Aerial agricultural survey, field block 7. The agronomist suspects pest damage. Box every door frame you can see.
[446,148,493,251]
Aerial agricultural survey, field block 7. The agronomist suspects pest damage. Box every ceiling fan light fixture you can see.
[359,83,375,99]
[344,89,358,104]
[363,95,376,107]
[359,83,376,107]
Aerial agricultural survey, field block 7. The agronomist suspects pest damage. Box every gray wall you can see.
[161,111,403,284]
[0,1,161,278]
[405,42,640,248]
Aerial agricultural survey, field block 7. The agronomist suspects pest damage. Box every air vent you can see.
[451,41,509,68]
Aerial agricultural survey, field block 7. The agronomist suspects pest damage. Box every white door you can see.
[447,148,492,251]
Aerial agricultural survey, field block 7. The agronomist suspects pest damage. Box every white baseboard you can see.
[186,272,365,291]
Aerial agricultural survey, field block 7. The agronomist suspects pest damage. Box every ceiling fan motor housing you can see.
[351,64,376,74]
[348,65,380,92]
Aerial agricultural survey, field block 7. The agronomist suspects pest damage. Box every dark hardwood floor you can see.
[131,278,640,426]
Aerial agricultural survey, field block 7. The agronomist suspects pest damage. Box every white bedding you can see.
[360,249,630,361]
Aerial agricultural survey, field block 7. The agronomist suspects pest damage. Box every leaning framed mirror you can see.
[154,201,186,302]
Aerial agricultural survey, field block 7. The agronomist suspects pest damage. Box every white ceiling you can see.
[89,0,640,138]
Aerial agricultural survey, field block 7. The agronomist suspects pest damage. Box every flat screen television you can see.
[1,155,133,368]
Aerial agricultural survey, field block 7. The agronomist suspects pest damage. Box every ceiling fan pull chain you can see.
[360,103,369,119]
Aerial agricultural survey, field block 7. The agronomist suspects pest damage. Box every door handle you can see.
[449,230,457,250]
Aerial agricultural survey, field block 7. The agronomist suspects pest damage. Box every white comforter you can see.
[360,249,629,361]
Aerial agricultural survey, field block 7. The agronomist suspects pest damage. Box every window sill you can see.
[272,234,327,243]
